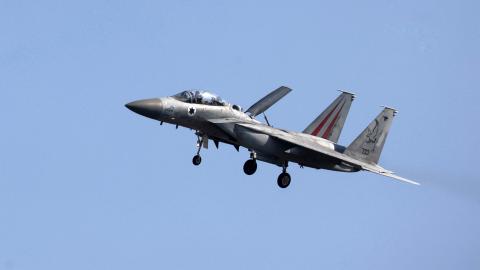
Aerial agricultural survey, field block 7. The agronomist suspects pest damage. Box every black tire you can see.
[277,173,291,188]
[243,159,257,175]
[192,155,202,166]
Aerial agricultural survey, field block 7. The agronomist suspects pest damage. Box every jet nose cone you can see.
[125,98,164,119]
[125,100,145,112]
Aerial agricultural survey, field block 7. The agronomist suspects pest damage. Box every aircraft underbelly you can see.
[284,146,359,172]
[234,125,290,155]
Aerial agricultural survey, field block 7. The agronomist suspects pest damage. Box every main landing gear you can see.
[243,152,257,175]
[243,153,291,188]
[277,162,291,188]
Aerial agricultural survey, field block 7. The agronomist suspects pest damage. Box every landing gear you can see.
[192,133,204,166]
[277,162,291,188]
[240,153,293,188]
[192,154,202,166]
[243,159,257,175]
[277,172,291,188]
[243,151,258,175]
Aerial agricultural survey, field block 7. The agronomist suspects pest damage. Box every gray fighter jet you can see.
[126,86,419,188]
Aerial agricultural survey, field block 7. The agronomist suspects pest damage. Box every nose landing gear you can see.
[192,134,205,166]
[192,155,202,166]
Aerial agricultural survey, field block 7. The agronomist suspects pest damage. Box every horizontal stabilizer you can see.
[362,166,420,185]
[246,86,292,117]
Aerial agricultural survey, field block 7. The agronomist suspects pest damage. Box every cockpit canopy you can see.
[172,90,229,106]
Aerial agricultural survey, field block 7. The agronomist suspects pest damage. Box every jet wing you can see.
[246,86,292,117]
[202,118,241,143]
[237,123,419,186]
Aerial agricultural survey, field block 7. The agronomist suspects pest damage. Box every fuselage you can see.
[126,94,359,173]
[126,89,419,188]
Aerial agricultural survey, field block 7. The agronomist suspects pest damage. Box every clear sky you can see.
[1,0,479,269]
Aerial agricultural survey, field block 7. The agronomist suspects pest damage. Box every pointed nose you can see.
[125,98,164,119]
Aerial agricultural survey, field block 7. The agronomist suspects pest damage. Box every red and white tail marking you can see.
[321,101,345,139]
[311,99,346,138]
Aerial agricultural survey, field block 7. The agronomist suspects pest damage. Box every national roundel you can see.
[188,106,196,116]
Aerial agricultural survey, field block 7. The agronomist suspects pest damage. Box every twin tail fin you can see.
[303,90,355,143]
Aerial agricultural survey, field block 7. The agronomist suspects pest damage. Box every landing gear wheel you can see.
[192,155,202,166]
[277,172,291,188]
[243,159,257,175]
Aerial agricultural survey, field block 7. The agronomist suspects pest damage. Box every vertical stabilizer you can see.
[303,91,355,143]
[344,107,397,164]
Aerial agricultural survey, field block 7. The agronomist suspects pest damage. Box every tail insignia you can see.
[303,91,355,143]
[311,100,345,137]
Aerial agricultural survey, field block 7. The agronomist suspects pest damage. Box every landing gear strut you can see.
[243,151,257,175]
[192,134,204,166]
[277,162,291,188]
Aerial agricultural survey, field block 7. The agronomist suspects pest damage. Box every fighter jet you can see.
[126,86,419,188]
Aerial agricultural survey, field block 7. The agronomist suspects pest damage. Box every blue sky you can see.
[1,0,479,269]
